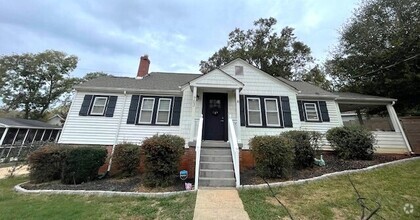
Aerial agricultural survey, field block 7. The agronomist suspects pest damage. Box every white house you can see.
[58,56,412,187]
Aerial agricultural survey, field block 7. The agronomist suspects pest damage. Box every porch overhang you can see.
[333,92,412,154]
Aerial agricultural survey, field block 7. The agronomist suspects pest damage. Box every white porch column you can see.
[189,86,197,141]
[0,127,9,146]
[235,89,241,143]
[386,104,400,132]
[335,102,344,126]
[386,103,413,153]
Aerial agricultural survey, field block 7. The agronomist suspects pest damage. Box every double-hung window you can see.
[304,103,319,121]
[90,97,108,115]
[138,98,155,124]
[247,97,262,126]
[156,98,172,124]
[264,98,281,126]
[137,96,173,125]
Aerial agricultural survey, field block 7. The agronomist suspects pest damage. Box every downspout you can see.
[100,90,128,178]
[391,101,413,154]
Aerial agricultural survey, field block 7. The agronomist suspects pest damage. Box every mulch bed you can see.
[22,175,194,192]
[240,154,411,185]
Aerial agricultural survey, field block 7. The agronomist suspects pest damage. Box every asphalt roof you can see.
[74,72,201,92]
[276,77,335,96]
[74,72,393,102]
[0,118,61,129]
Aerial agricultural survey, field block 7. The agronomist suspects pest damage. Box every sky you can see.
[0,0,360,78]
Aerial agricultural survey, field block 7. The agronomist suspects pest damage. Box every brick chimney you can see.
[136,55,150,79]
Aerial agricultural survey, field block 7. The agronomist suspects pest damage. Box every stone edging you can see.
[14,182,196,198]
[238,156,420,189]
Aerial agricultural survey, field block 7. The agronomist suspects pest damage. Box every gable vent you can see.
[235,66,244,75]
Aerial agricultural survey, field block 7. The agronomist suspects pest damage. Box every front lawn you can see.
[240,159,420,219]
[0,176,196,220]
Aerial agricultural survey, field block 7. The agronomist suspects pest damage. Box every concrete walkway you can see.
[0,165,29,179]
[193,188,250,220]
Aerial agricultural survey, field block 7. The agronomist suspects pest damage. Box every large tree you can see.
[0,50,78,119]
[326,0,420,113]
[200,17,313,79]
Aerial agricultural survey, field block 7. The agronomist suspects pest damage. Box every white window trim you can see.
[247,97,263,126]
[264,98,281,127]
[138,98,155,124]
[90,97,108,115]
[304,103,319,121]
[155,98,172,125]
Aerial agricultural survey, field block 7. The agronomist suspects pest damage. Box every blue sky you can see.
[0,0,359,78]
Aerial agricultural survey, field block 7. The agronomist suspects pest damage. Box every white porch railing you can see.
[228,115,240,187]
[194,114,204,190]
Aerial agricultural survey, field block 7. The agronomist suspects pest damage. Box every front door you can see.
[203,93,228,141]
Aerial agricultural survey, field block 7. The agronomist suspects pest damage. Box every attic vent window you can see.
[235,66,244,75]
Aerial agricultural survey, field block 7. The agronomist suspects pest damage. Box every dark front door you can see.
[203,93,228,141]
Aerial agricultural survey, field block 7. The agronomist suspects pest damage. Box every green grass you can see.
[0,176,196,220]
[240,159,420,219]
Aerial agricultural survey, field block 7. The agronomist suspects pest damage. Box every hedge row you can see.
[28,134,185,187]
[28,145,107,184]
[251,126,375,178]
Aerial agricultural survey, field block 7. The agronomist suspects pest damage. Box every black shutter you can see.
[127,95,140,124]
[239,95,246,126]
[105,96,118,117]
[297,100,305,121]
[319,101,330,122]
[79,95,93,116]
[171,97,182,126]
[281,96,293,127]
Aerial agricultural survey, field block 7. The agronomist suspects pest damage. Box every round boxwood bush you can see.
[113,143,141,177]
[61,147,107,184]
[326,125,376,160]
[282,130,318,169]
[250,135,294,178]
[141,134,185,187]
[28,144,67,183]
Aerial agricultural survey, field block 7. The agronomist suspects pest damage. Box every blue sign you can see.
[180,170,188,180]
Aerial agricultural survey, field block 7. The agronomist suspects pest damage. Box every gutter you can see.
[73,86,182,95]
[101,90,128,178]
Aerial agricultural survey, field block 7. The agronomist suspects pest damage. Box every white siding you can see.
[221,60,302,149]
[300,100,342,133]
[59,92,181,145]
[374,131,408,153]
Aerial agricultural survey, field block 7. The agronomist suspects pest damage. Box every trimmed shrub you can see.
[250,135,294,178]
[141,134,184,187]
[113,143,141,177]
[282,130,316,169]
[61,147,107,184]
[28,144,67,183]
[326,125,376,160]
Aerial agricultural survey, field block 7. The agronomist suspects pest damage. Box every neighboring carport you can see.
[0,117,61,162]
[333,92,413,154]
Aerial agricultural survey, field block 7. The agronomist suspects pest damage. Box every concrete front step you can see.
[201,148,231,155]
[201,154,233,162]
[199,177,236,187]
[200,161,233,170]
[200,169,235,178]
[201,141,230,148]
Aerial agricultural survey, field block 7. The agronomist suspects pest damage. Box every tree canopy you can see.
[0,50,78,119]
[200,17,313,79]
[326,0,420,113]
